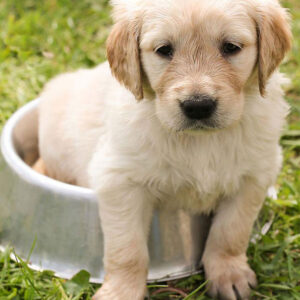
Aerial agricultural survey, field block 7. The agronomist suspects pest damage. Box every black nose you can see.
[180,95,217,120]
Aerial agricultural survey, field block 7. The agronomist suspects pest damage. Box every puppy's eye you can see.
[222,42,242,55]
[155,45,173,58]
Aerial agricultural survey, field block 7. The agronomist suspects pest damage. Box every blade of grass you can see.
[12,250,42,298]
[183,280,208,300]
[26,236,37,264]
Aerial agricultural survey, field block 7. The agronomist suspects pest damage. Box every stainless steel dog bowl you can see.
[0,99,211,283]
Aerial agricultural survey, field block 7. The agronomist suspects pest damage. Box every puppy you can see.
[37,0,292,299]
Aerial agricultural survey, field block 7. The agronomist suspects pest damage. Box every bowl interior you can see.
[13,104,39,166]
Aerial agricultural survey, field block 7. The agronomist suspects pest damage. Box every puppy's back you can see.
[38,62,122,186]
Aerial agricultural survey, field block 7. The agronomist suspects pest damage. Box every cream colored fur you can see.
[37,0,291,299]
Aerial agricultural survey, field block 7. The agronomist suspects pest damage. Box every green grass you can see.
[0,0,299,299]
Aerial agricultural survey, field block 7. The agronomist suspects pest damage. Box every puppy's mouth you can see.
[178,118,221,132]
[178,121,222,132]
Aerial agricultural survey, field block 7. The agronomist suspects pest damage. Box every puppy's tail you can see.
[32,158,48,176]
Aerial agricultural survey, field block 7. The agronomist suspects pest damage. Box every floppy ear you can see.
[256,2,292,96]
[106,20,144,100]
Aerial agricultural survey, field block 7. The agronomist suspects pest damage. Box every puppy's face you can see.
[107,0,291,132]
[140,1,257,131]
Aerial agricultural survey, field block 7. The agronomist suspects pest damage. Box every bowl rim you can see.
[0,99,97,201]
[0,243,203,283]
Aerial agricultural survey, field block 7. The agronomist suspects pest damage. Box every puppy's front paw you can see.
[204,254,257,300]
[92,278,146,300]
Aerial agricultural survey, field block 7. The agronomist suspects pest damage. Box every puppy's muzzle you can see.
[180,95,217,120]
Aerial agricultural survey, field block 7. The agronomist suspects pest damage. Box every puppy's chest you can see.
[148,138,244,210]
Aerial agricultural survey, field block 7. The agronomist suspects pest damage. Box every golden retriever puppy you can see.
[37,0,292,299]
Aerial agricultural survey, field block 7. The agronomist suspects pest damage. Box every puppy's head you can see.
[107,0,292,132]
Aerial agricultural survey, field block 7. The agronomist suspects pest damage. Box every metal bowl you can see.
[0,99,211,283]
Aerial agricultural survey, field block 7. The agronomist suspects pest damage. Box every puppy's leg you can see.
[202,178,266,300]
[93,184,153,300]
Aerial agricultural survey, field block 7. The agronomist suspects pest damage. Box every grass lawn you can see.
[0,0,299,299]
